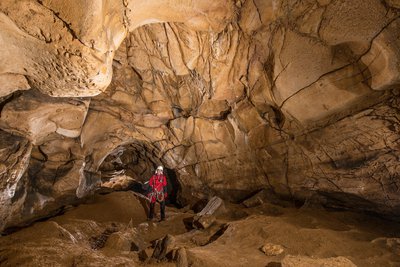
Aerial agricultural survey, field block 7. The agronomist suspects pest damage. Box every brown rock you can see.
[243,189,270,208]
[1,0,400,232]
[282,255,357,267]
[0,0,234,97]
[152,234,176,260]
[139,247,154,261]
[193,214,216,229]
[197,196,226,217]
[386,0,400,8]
[0,90,89,145]
[361,18,400,91]
[260,243,284,256]
[101,175,135,191]
[372,237,400,256]
[176,247,188,267]
[0,130,32,231]
[0,74,30,97]
[104,232,132,251]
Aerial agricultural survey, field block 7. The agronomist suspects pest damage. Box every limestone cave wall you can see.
[1,0,400,231]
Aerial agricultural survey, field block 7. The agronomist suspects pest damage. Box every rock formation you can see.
[1,0,400,231]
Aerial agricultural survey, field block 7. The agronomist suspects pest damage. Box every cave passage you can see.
[98,143,181,207]
[164,168,181,206]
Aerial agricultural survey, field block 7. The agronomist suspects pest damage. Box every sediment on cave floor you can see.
[1,190,400,267]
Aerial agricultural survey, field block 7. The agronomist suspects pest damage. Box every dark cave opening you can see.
[98,143,181,207]
[125,168,181,207]
[164,168,181,207]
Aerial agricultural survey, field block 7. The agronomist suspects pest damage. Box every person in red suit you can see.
[147,165,167,221]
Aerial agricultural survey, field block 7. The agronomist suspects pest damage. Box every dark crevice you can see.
[205,224,228,245]
[194,106,232,121]
[0,91,23,116]
[317,191,400,221]
[164,168,181,207]
[270,106,285,129]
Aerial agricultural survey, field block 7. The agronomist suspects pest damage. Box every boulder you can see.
[192,196,225,229]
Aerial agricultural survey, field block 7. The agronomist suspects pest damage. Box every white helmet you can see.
[156,166,163,172]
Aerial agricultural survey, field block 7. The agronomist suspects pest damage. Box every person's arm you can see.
[163,175,168,196]
[148,176,155,191]
[163,175,167,187]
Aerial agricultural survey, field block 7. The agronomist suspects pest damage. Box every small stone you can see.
[260,243,284,256]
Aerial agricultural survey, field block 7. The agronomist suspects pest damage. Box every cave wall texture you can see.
[1,0,400,231]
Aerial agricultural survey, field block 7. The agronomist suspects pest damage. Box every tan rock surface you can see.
[0,0,234,97]
[260,243,284,256]
[282,255,357,267]
[0,0,400,231]
[1,191,400,266]
[0,90,90,144]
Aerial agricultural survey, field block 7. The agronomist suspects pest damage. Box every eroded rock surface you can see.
[0,0,400,230]
[2,192,398,267]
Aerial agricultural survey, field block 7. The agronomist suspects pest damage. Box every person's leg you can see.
[160,201,165,220]
[149,202,155,219]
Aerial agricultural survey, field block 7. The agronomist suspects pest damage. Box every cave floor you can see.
[1,191,400,267]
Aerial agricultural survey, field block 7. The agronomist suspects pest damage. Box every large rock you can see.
[192,196,225,229]
[0,90,90,144]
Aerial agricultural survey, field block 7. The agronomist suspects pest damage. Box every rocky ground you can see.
[1,191,399,267]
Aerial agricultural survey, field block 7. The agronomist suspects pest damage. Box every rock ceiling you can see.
[0,0,400,231]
